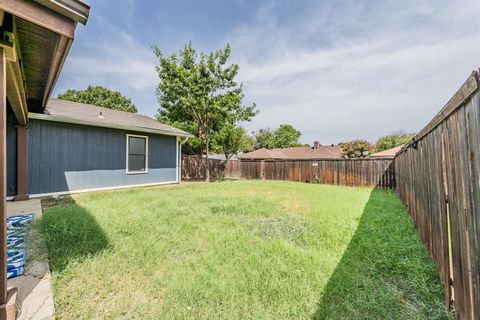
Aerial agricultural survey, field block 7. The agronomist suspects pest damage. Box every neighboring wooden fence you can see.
[181,155,228,180]
[395,71,480,319]
[182,156,395,188]
[237,159,394,188]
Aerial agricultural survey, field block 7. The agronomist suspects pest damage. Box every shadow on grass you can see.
[40,196,109,273]
[314,188,451,320]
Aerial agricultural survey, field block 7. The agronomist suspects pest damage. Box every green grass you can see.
[40,180,452,319]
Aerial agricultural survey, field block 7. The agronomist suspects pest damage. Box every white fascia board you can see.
[34,0,90,24]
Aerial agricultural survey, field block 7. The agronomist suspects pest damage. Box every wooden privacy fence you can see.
[395,70,480,319]
[181,155,229,180]
[236,159,394,188]
[181,70,480,319]
[182,155,395,188]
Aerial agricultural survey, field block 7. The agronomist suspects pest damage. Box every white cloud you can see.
[55,0,480,144]
[64,32,157,91]
[54,26,160,116]
[226,0,480,144]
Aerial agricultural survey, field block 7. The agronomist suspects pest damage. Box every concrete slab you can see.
[6,199,42,218]
[6,201,55,320]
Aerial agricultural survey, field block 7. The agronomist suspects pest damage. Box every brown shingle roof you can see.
[238,145,344,160]
[31,98,192,137]
[370,145,403,158]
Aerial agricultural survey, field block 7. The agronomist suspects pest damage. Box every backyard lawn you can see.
[40,181,452,319]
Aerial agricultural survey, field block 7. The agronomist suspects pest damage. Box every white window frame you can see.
[126,134,149,174]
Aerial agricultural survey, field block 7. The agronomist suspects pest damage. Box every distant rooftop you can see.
[370,145,403,158]
[238,145,344,160]
[29,98,192,137]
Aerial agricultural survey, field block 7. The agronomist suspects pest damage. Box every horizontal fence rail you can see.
[395,70,480,319]
[182,156,395,189]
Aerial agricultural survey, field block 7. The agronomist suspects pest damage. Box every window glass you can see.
[128,154,146,172]
[127,136,147,172]
[129,137,146,154]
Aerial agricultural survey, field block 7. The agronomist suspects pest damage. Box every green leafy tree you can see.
[57,85,137,113]
[253,124,302,149]
[272,124,302,148]
[215,125,252,159]
[240,133,255,153]
[178,122,206,156]
[339,139,374,158]
[254,128,275,149]
[375,131,415,152]
[153,42,257,181]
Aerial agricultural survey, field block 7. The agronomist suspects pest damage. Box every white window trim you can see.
[126,134,149,174]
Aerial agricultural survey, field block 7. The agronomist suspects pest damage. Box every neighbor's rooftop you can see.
[370,145,404,158]
[239,145,344,160]
[28,98,192,137]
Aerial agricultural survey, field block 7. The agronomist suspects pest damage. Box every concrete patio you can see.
[6,199,54,320]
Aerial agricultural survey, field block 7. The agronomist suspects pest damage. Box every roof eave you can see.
[369,156,395,159]
[34,0,90,24]
[28,112,193,138]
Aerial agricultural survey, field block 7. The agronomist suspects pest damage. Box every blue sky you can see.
[54,0,480,145]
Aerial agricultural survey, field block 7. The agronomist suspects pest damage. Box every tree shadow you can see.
[40,196,110,273]
[314,188,451,319]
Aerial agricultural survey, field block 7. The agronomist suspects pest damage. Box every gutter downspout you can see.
[178,137,189,183]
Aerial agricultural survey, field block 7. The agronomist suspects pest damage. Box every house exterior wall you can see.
[27,119,178,196]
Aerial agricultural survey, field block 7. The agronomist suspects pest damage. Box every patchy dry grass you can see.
[238,215,308,245]
[40,181,452,319]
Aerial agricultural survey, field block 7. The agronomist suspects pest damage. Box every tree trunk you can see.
[205,131,210,182]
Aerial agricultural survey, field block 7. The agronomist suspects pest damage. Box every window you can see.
[126,134,148,173]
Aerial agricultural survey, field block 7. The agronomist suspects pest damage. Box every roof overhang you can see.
[28,112,194,138]
[0,0,78,38]
[34,0,89,25]
[0,0,90,124]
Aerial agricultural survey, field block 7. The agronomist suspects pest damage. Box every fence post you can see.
[260,160,266,180]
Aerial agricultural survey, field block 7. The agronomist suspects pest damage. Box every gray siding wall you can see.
[28,119,178,195]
